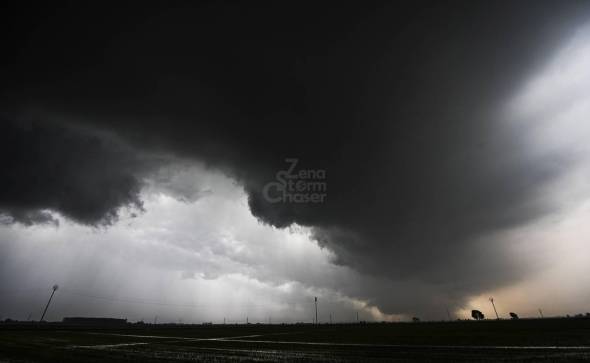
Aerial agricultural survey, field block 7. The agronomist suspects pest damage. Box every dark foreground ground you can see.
[1,318,590,362]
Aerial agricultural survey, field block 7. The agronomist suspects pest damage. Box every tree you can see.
[471,310,485,320]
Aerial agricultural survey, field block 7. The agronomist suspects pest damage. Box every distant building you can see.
[62,317,127,326]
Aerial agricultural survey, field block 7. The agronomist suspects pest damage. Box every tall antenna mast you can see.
[40,284,58,322]
[489,297,499,319]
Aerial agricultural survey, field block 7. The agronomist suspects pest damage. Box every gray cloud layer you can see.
[2,2,590,316]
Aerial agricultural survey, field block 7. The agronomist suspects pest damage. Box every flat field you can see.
[1,319,590,362]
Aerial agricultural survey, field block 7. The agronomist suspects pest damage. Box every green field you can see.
[1,319,590,362]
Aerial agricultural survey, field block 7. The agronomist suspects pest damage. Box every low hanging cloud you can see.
[0,165,401,323]
[2,2,590,317]
[0,120,149,226]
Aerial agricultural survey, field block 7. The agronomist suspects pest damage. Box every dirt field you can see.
[1,319,590,362]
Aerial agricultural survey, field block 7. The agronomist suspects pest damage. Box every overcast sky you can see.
[1,2,590,323]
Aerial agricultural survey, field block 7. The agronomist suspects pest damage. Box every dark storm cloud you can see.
[2,1,589,314]
[0,120,147,226]
[0,209,58,227]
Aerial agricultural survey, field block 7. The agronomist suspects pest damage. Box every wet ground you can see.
[1,319,590,362]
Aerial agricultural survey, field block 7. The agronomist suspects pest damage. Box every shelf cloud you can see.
[2,2,590,319]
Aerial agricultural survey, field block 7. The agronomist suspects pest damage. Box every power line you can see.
[5,287,319,310]
[60,289,274,309]
[58,288,315,311]
[0,288,47,296]
[7,287,326,323]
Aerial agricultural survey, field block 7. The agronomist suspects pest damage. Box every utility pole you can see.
[40,285,58,322]
[314,297,318,325]
[489,297,499,319]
